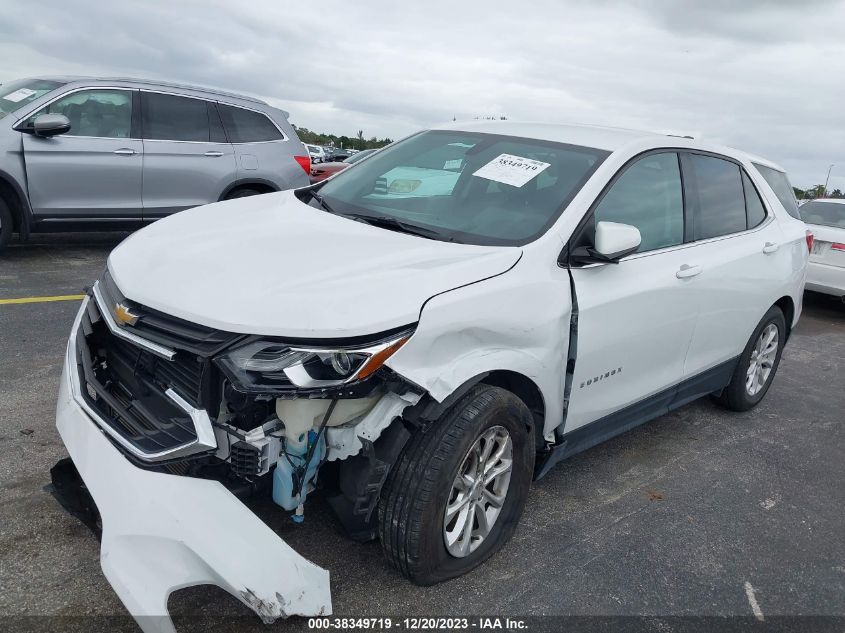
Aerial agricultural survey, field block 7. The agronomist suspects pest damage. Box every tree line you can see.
[292,125,393,150]
[793,186,843,200]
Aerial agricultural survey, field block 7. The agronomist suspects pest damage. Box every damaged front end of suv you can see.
[52,270,427,633]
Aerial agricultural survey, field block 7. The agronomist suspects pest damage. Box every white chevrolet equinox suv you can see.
[53,122,809,631]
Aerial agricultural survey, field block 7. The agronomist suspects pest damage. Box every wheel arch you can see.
[0,170,31,237]
[218,178,279,200]
[402,369,546,449]
[773,295,795,340]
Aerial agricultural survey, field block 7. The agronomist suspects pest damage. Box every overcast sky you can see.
[1,0,843,189]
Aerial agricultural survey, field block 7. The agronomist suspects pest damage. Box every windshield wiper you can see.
[310,190,338,215]
[344,213,457,242]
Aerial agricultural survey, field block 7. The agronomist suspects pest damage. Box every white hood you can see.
[108,191,521,338]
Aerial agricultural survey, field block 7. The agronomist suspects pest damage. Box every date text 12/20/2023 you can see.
[308,617,529,630]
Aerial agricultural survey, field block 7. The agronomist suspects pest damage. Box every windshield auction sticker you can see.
[472,153,551,187]
[2,88,36,103]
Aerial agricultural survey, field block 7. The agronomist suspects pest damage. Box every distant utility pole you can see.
[824,164,834,197]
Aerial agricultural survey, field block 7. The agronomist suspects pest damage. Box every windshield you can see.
[315,130,609,246]
[0,79,64,119]
[800,201,845,229]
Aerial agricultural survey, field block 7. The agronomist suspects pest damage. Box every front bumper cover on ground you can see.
[54,308,332,633]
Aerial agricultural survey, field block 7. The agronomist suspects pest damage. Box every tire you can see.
[223,188,263,200]
[713,306,786,412]
[378,385,535,585]
[0,198,13,253]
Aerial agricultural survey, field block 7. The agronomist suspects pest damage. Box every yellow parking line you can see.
[0,294,85,305]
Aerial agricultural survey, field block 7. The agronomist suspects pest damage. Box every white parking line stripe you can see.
[744,581,765,621]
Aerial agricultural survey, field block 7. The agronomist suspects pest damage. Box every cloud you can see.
[1,0,843,189]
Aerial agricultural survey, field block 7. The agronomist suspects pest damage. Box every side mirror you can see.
[32,114,71,138]
[568,221,641,265]
[594,221,641,259]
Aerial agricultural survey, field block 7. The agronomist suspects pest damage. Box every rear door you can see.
[679,153,788,375]
[217,103,307,190]
[140,92,237,219]
[20,88,142,220]
[565,151,701,431]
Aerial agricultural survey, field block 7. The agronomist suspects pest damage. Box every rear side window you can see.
[753,163,801,219]
[218,104,283,143]
[688,154,746,240]
[594,152,684,252]
[142,92,210,142]
[742,171,767,229]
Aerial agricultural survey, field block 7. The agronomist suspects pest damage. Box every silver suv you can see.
[0,76,311,251]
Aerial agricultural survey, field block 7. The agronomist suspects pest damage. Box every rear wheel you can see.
[378,385,534,585]
[0,198,13,253]
[713,306,786,411]
[223,187,263,200]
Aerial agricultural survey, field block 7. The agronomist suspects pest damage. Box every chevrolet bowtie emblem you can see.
[114,303,139,327]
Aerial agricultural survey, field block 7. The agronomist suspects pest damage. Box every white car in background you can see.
[51,121,809,632]
[305,143,327,163]
[799,198,845,301]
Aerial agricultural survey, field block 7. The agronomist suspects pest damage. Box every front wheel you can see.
[713,306,786,411]
[378,385,534,585]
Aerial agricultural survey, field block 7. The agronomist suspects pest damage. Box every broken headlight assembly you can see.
[215,330,413,393]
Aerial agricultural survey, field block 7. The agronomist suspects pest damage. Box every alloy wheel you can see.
[443,425,513,558]
[746,323,779,396]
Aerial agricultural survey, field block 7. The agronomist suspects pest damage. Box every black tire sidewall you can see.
[0,199,12,250]
[224,188,261,200]
[413,388,534,584]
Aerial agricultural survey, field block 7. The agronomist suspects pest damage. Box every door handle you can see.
[762,242,779,254]
[204,151,224,157]
[676,264,702,279]
[113,148,137,156]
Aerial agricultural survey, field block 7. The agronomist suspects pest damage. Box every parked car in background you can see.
[331,147,352,161]
[309,148,376,183]
[0,76,311,252]
[305,144,327,163]
[799,198,845,301]
[52,121,808,631]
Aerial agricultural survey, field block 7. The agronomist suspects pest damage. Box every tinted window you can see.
[689,154,746,239]
[317,130,608,246]
[753,163,801,219]
[27,89,132,138]
[218,104,283,143]
[799,201,845,229]
[594,152,684,252]
[743,171,766,229]
[142,92,209,142]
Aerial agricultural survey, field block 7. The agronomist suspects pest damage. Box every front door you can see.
[564,151,700,432]
[140,92,237,219]
[21,88,142,220]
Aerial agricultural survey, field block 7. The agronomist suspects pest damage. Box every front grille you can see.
[75,275,240,458]
[100,270,238,356]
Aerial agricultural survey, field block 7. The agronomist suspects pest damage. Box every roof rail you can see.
[96,77,267,105]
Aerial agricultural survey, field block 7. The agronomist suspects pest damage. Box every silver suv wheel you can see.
[746,323,779,396]
[443,425,513,558]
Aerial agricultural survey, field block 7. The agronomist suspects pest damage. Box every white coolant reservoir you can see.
[275,396,381,452]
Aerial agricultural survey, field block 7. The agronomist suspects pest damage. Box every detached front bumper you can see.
[54,300,331,633]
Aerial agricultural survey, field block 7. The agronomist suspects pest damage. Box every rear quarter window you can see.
[218,104,283,143]
[753,163,801,220]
